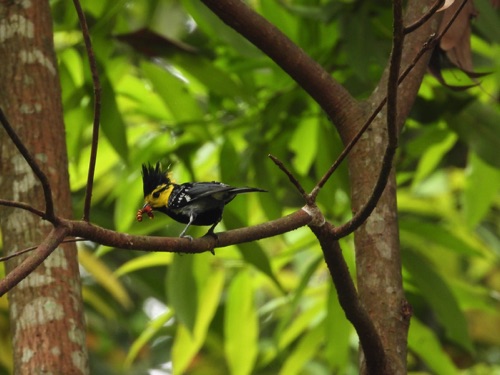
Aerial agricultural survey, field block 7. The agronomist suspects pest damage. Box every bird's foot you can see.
[203,230,218,255]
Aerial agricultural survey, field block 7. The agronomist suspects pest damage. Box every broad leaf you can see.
[403,249,474,353]
[224,270,258,375]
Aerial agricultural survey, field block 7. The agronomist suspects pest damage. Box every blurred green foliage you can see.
[1,0,500,374]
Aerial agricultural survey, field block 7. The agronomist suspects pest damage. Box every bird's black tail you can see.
[230,187,267,195]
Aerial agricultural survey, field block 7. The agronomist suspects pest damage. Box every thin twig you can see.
[72,0,102,222]
[66,210,312,253]
[333,0,405,239]
[0,199,46,218]
[310,98,387,201]
[404,0,445,34]
[0,238,84,262]
[0,109,56,221]
[268,154,309,203]
[311,0,468,202]
[436,0,471,39]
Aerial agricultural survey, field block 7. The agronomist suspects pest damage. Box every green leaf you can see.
[279,323,324,375]
[100,74,129,162]
[173,54,245,98]
[275,255,323,337]
[78,248,132,309]
[463,151,500,228]
[223,209,284,291]
[400,218,483,257]
[219,138,241,184]
[172,263,225,375]
[412,131,457,188]
[167,255,197,333]
[114,253,173,277]
[124,310,174,368]
[325,284,352,371]
[289,116,319,175]
[224,270,258,375]
[447,102,500,168]
[408,317,459,375]
[141,60,205,126]
[278,300,324,350]
[403,249,474,353]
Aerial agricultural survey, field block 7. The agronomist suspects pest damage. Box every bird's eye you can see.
[153,191,161,199]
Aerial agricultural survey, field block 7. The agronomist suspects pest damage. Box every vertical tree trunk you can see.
[348,2,441,373]
[0,1,89,373]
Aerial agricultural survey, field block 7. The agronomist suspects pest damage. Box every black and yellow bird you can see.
[137,163,266,238]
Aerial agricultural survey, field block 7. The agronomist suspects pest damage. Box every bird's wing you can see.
[177,183,265,204]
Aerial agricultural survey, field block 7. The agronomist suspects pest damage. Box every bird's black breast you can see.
[164,207,224,226]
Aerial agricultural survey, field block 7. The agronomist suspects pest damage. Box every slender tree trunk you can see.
[347,2,442,373]
[0,1,89,373]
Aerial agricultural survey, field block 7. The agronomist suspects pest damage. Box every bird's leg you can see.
[205,216,222,237]
[179,215,195,240]
[203,217,222,255]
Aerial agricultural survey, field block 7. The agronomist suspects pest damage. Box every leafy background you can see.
[1,0,499,374]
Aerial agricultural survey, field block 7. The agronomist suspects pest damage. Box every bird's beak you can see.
[142,202,151,210]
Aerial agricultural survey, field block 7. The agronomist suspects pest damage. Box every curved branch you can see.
[200,0,362,135]
[72,0,102,222]
[67,209,312,253]
[310,222,386,374]
[0,199,46,219]
[404,0,445,34]
[0,225,70,296]
[0,109,56,220]
[0,210,311,295]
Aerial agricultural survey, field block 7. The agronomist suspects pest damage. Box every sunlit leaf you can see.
[275,255,322,337]
[463,152,500,228]
[78,247,132,309]
[289,116,319,175]
[224,270,258,375]
[81,287,117,319]
[408,317,459,375]
[114,253,173,277]
[278,300,325,350]
[124,309,174,368]
[172,264,225,374]
[141,61,205,127]
[412,131,457,188]
[279,323,324,375]
[325,284,352,371]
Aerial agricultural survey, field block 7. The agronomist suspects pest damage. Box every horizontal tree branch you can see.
[67,209,312,253]
[0,209,312,295]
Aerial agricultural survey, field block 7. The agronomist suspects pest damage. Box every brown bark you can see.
[0,1,89,374]
[349,2,442,374]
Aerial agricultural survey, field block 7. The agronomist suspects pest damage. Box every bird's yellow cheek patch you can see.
[147,184,174,208]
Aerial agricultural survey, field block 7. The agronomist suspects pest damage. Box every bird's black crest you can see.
[141,162,172,197]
